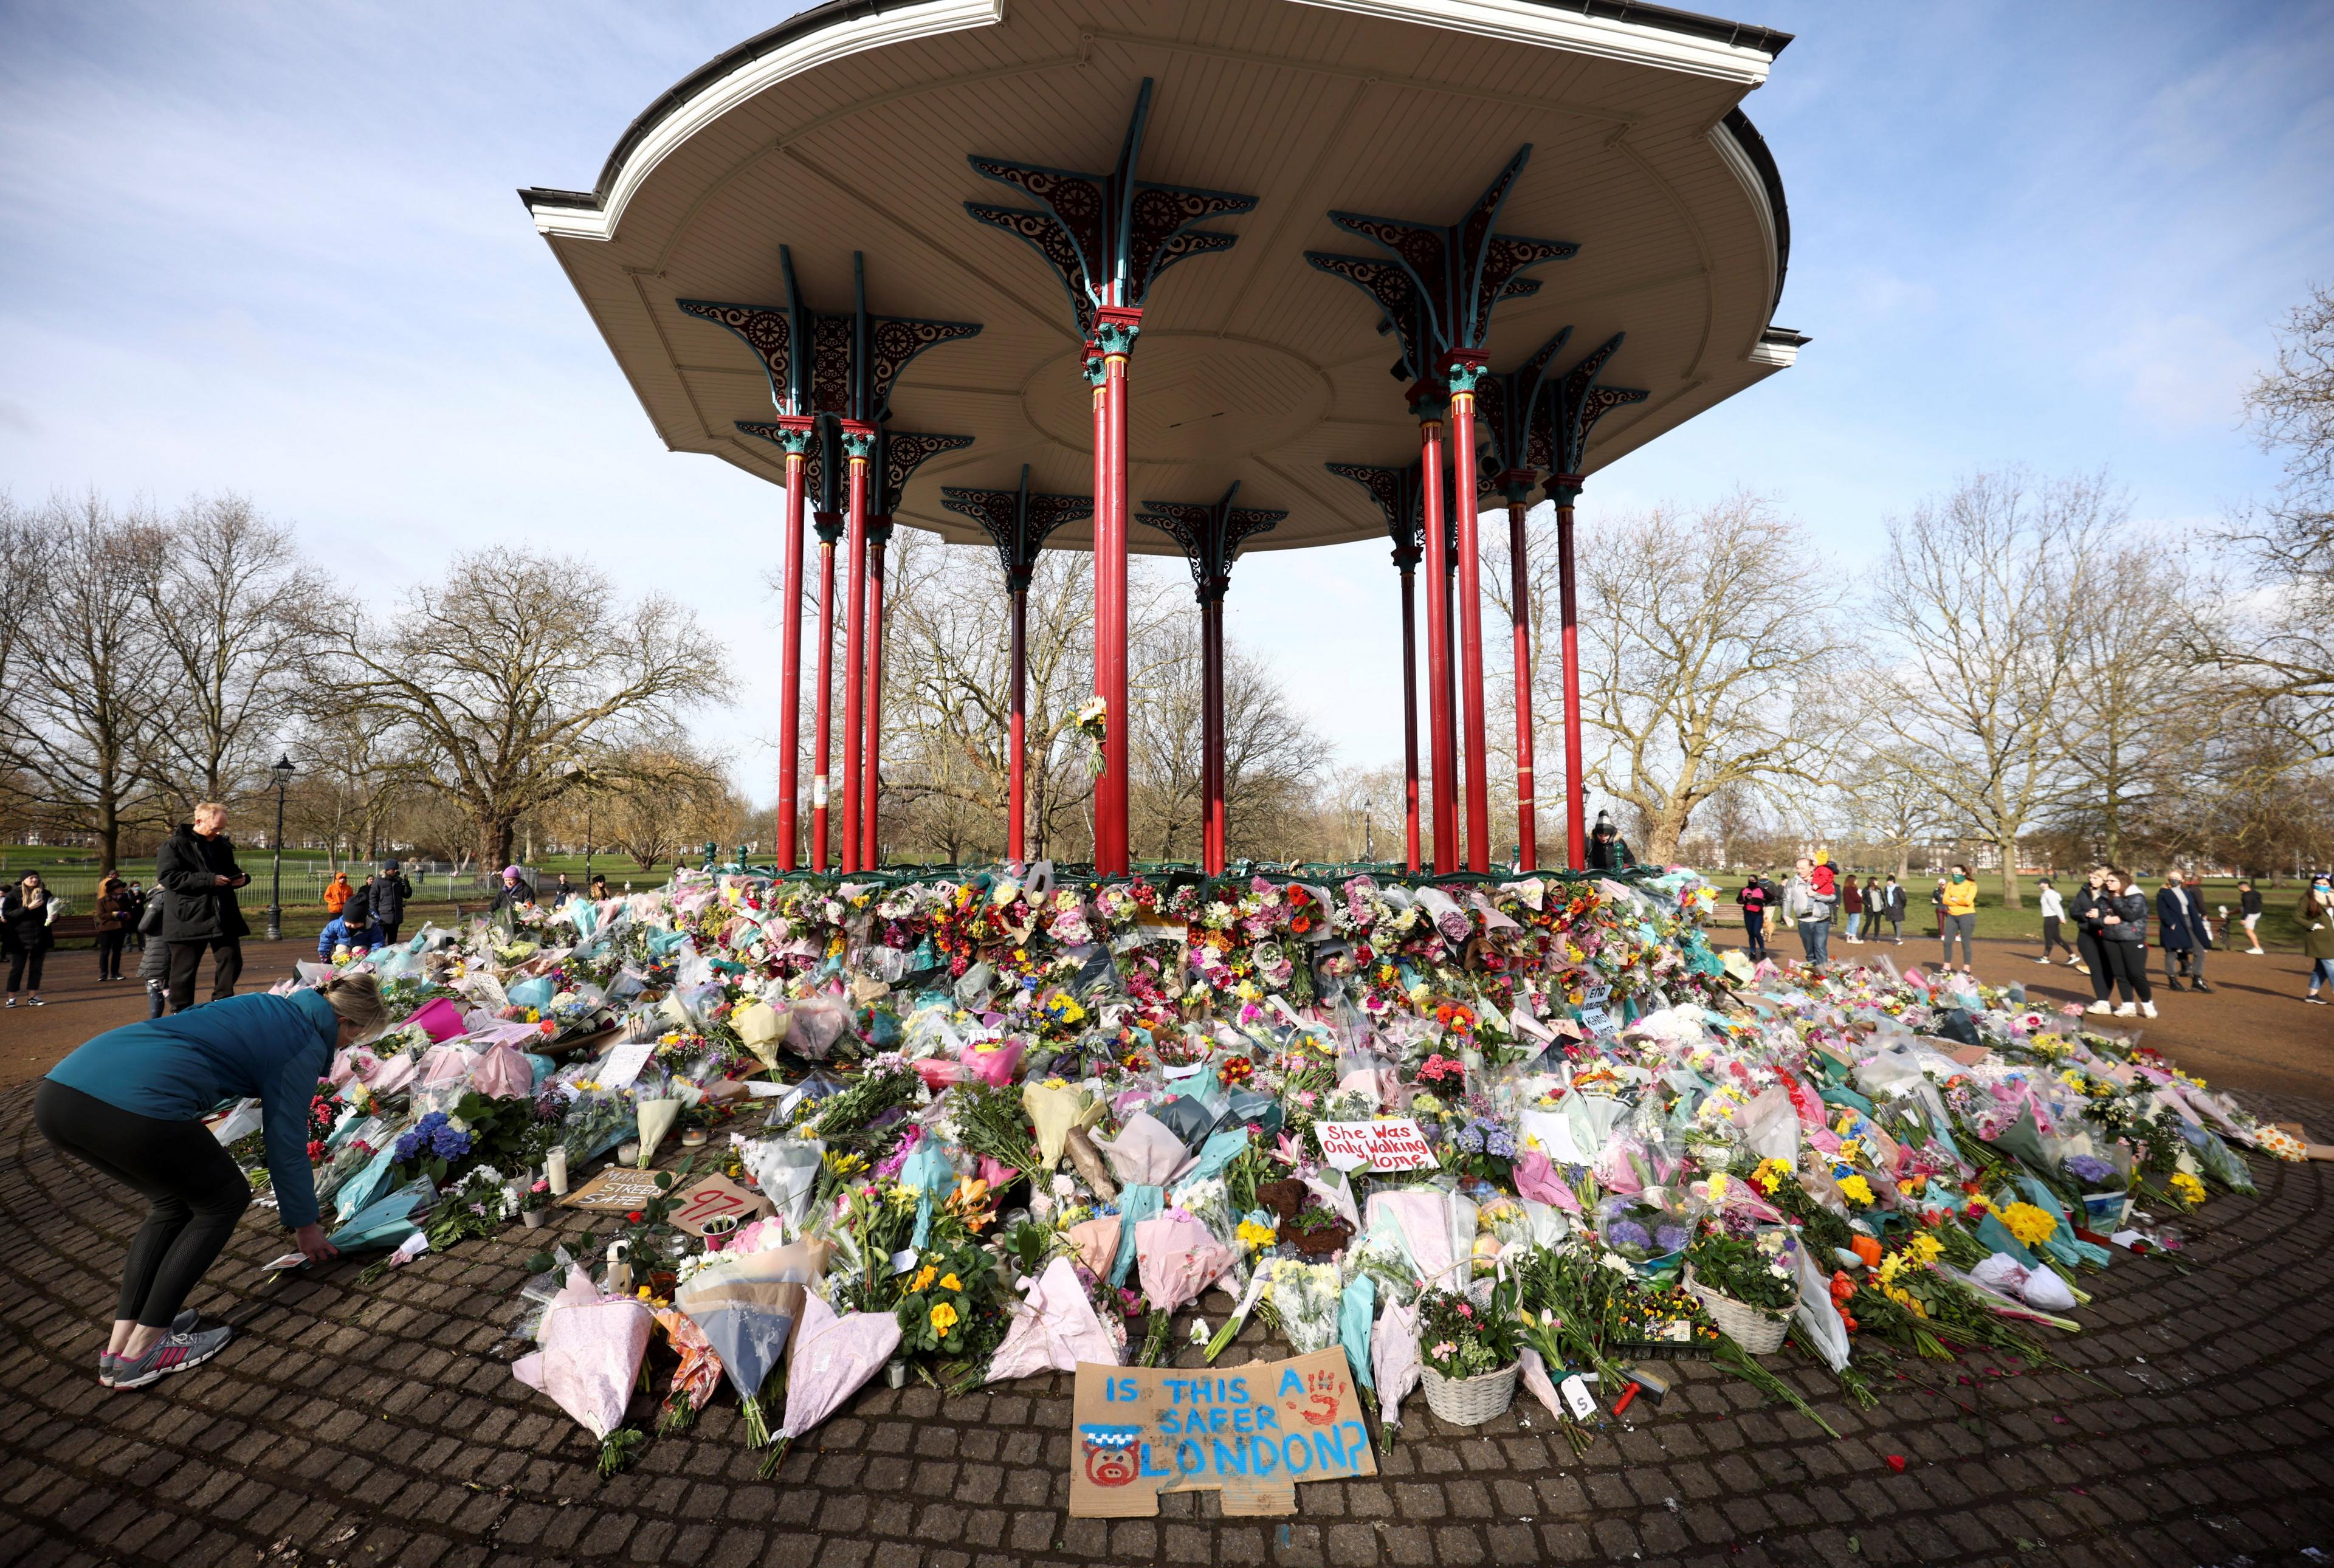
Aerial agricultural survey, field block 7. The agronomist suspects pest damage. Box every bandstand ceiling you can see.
[523,0,1804,557]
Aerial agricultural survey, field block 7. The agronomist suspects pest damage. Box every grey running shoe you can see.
[112,1324,232,1389]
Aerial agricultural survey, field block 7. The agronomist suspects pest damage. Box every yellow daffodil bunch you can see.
[2168,1171,2207,1205]
[1836,1173,1877,1207]
[1236,1219,1277,1250]
[1995,1201,2058,1247]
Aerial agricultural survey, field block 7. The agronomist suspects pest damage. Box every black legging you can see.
[5,945,44,992]
[2096,940,2153,1004]
[32,1081,252,1327]
[2075,930,2110,1001]
[95,930,127,980]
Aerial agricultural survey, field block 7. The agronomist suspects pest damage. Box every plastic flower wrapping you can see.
[250,859,2297,1473]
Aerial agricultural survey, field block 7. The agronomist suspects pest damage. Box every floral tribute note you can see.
[557,1166,667,1213]
[666,1175,773,1236]
[1313,1118,1436,1173]
[1067,1349,1373,1518]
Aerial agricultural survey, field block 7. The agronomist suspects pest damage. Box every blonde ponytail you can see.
[317,971,390,1040]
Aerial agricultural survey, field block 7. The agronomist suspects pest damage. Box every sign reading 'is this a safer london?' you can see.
[1068,1350,1375,1517]
[1313,1118,1437,1173]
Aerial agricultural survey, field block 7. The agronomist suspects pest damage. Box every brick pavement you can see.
[4,1081,2333,1568]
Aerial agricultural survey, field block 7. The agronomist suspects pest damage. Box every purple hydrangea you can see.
[1454,1122,1485,1154]
[2065,1155,2115,1183]
[1653,1223,1691,1254]
[1485,1128,1516,1159]
[1606,1219,1653,1253]
[393,1111,472,1166]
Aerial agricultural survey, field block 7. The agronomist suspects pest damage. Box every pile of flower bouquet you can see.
[260,856,2294,1471]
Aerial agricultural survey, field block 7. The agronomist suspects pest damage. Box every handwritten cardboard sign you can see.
[1314,1118,1436,1173]
[1068,1349,1374,1517]
[666,1174,774,1236]
[557,1165,668,1213]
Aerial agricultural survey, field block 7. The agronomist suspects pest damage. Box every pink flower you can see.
[1432,1341,1457,1359]
[1454,1302,1472,1318]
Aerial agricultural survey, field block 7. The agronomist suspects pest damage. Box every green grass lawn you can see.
[1695,870,2310,951]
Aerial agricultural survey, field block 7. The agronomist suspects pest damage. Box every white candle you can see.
[545,1146,568,1195]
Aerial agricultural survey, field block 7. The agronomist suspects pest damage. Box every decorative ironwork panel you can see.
[942,473,1091,591]
[678,300,793,408]
[965,201,1097,337]
[864,318,983,423]
[875,430,976,516]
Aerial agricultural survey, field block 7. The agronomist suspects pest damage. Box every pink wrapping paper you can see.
[470,1043,534,1100]
[780,1291,902,1440]
[1135,1209,1234,1313]
[404,997,467,1042]
[1065,1217,1121,1277]
[986,1257,1120,1380]
[512,1267,654,1441]
[1511,1152,1583,1214]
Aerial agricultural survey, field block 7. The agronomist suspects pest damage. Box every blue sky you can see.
[4,1,2329,789]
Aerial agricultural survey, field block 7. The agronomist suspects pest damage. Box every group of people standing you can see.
[1734,856,1909,966]
[1732,854,2334,1011]
[314,859,413,964]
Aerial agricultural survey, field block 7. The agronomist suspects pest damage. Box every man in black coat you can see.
[157,802,250,1012]
[370,858,413,946]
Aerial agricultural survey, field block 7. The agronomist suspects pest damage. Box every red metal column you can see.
[1506,492,1537,873]
[1446,367,1491,873]
[1086,354,1111,866]
[861,518,891,870]
[1557,497,1585,872]
[1417,402,1458,874]
[1093,306,1140,877]
[774,423,813,872]
[1008,582,1028,864]
[1201,597,1225,874]
[811,515,839,873]
[1398,564,1421,873]
[838,422,873,874]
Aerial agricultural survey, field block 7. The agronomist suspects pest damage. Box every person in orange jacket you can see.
[323,872,352,916]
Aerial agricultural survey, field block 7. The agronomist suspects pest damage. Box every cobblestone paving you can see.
[4,1083,2333,1568]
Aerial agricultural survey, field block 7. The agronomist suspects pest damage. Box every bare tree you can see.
[1878,470,2113,908]
[1842,763,1952,881]
[2204,283,2334,762]
[315,546,730,868]
[287,704,413,871]
[131,495,322,816]
[547,741,734,872]
[1568,495,1853,864]
[0,495,171,872]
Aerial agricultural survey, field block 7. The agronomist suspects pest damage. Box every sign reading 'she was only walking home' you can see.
[1068,1349,1374,1517]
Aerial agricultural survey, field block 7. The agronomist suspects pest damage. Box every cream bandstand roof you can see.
[523,0,1803,557]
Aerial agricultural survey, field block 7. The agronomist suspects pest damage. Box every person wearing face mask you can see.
[2087,868,2157,1019]
[2301,873,2334,1006]
[1938,865,1978,974]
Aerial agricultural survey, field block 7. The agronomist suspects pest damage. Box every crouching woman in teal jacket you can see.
[35,972,390,1389]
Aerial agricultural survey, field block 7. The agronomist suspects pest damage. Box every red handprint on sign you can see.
[1283,1367,1344,1428]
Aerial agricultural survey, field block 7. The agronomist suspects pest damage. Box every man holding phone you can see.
[158,802,252,1012]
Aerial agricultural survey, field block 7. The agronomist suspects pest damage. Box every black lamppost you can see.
[565,759,594,886]
[267,754,295,941]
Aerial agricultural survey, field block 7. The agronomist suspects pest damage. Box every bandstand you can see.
[522,0,1805,879]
